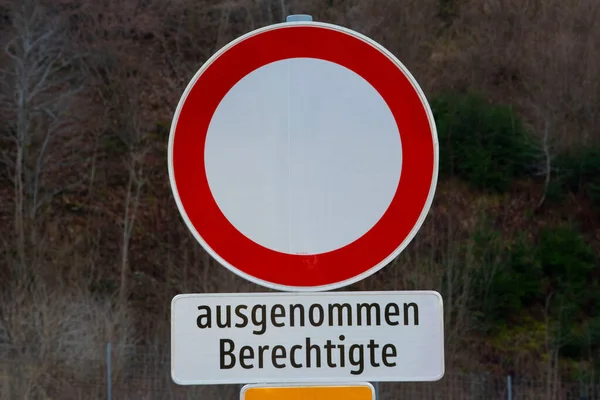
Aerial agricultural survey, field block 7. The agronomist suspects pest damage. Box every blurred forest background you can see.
[0,0,599,398]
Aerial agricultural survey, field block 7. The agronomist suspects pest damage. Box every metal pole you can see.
[375,382,380,400]
[107,342,112,400]
[507,375,512,400]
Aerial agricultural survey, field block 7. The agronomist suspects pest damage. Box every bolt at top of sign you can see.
[286,14,313,22]
[168,18,438,292]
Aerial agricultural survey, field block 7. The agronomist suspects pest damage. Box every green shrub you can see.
[559,315,600,360]
[468,218,544,333]
[538,225,596,298]
[554,147,600,209]
[541,226,597,360]
[430,92,540,192]
[469,221,597,338]
[472,232,544,332]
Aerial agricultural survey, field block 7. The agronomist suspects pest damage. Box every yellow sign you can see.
[241,383,375,400]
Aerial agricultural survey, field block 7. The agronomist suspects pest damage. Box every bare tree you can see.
[87,54,148,305]
[533,108,554,210]
[0,0,86,274]
[118,97,147,305]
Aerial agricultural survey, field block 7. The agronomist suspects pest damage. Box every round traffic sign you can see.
[168,21,438,292]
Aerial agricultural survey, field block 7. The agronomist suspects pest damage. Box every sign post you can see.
[167,13,443,396]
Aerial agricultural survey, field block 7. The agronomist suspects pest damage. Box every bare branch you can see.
[27,52,64,101]
[536,118,552,210]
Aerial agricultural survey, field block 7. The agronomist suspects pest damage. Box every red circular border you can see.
[171,25,435,288]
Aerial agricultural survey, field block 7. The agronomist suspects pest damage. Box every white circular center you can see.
[205,58,402,255]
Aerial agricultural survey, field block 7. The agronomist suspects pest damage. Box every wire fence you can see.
[2,345,599,400]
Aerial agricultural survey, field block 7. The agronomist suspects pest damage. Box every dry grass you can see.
[0,279,136,399]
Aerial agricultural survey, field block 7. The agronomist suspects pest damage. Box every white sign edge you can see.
[240,381,376,400]
[167,20,440,293]
[170,290,445,385]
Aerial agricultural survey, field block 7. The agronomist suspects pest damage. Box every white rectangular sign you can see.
[171,291,444,385]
